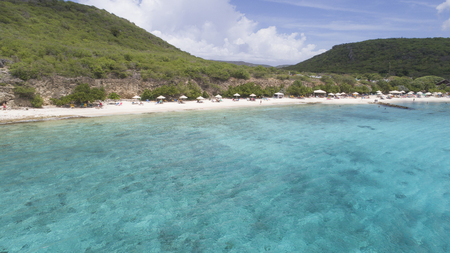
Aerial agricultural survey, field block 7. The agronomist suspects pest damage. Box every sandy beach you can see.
[1,96,449,124]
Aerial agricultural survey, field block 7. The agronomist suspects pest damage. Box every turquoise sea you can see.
[1,102,450,252]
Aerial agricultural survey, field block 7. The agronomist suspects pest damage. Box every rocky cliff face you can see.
[0,67,294,107]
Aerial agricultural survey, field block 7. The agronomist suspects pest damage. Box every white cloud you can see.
[401,0,437,8]
[437,0,450,13]
[437,0,450,30]
[290,21,414,32]
[263,0,376,15]
[442,18,450,30]
[76,0,324,65]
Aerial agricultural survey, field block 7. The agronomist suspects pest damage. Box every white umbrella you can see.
[376,91,383,94]
[335,93,341,96]
[132,95,141,99]
[437,92,443,95]
[353,92,359,95]
[196,96,204,100]
[407,91,414,95]
[417,92,423,95]
[233,93,240,97]
[179,95,188,99]
[340,92,346,95]
[249,94,256,97]
[389,90,401,94]
[215,95,222,99]
[156,95,165,99]
[328,93,335,96]
[401,90,405,93]
[425,92,432,95]
[313,90,326,94]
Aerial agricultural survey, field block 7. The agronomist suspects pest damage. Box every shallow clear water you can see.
[1,102,450,252]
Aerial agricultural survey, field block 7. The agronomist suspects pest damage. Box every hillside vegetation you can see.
[1,0,449,108]
[0,0,284,83]
[285,38,450,79]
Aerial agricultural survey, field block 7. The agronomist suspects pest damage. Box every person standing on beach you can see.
[2,102,5,110]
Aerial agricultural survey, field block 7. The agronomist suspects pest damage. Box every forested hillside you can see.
[285,38,450,79]
[0,0,275,82]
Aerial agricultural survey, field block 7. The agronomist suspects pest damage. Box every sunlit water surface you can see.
[1,102,450,252]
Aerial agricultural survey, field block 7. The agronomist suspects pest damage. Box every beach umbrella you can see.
[401,90,405,93]
[425,92,432,95]
[313,90,326,94]
[353,92,359,95]
[233,93,240,97]
[156,95,165,99]
[340,92,346,95]
[328,93,335,96]
[196,96,204,100]
[273,92,284,99]
[389,90,401,94]
[407,91,414,95]
[215,95,222,99]
[249,94,256,97]
[179,95,188,99]
[376,91,383,94]
[335,93,341,96]
[417,92,423,95]
[132,95,141,102]
[437,92,443,95]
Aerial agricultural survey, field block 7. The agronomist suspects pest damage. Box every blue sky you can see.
[74,0,450,66]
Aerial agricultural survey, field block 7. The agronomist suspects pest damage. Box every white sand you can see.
[1,96,449,124]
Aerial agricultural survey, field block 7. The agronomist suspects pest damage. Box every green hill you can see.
[285,38,450,79]
[0,0,265,82]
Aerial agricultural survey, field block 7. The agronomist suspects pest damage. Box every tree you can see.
[231,69,251,80]
[107,92,120,100]
[286,80,313,96]
[51,83,106,105]
[413,76,444,91]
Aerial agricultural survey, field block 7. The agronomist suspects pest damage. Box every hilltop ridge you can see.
[285,38,450,79]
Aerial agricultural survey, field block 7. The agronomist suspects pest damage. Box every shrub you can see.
[13,85,36,98]
[231,69,250,80]
[276,75,290,80]
[30,94,44,108]
[51,83,106,105]
[107,92,120,100]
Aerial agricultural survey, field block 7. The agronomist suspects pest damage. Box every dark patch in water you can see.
[358,125,376,130]
[395,193,407,199]
[403,170,415,176]
[340,169,359,177]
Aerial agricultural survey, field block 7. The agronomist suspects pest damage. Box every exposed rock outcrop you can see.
[0,67,295,107]
[0,86,15,106]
